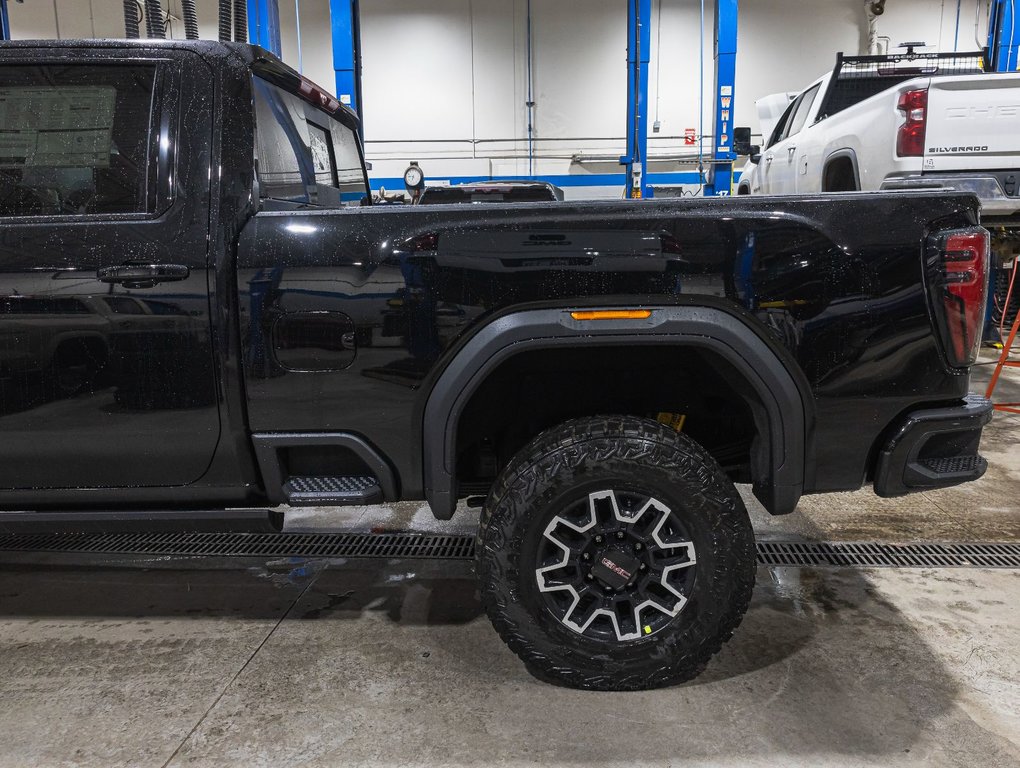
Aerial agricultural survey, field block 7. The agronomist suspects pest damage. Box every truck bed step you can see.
[282,475,383,506]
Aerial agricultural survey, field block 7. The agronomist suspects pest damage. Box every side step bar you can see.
[283,476,383,506]
[0,508,284,535]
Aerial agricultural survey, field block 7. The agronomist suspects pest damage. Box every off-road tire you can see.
[476,415,755,690]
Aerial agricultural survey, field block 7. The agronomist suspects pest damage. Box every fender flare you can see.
[421,305,812,519]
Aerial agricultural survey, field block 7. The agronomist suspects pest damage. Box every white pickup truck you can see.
[735,48,1020,221]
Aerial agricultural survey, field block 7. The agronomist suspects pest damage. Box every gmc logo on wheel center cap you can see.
[600,557,632,580]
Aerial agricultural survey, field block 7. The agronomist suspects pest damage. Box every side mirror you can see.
[732,126,753,156]
[749,146,762,164]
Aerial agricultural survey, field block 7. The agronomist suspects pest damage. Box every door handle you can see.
[787,146,797,156]
[98,264,189,286]
[765,153,774,163]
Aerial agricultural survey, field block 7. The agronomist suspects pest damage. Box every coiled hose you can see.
[123,0,140,37]
[181,0,199,40]
[233,0,247,43]
[218,0,233,41]
[144,0,165,38]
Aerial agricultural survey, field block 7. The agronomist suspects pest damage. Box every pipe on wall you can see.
[123,0,140,37]
[864,0,886,54]
[181,0,199,39]
[219,0,232,41]
[144,0,164,38]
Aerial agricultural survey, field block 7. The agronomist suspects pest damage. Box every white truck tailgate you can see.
[924,73,1020,172]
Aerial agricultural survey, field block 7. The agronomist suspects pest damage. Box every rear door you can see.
[762,82,822,194]
[0,47,220,490]
[924,73,1020,172]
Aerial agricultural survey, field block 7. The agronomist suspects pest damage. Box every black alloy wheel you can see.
[535,488,698,642]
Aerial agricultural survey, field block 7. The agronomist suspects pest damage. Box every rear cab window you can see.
[252,74,367,209]
[0,64,156,217]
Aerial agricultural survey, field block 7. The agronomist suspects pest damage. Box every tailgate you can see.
[924,73,1020,171]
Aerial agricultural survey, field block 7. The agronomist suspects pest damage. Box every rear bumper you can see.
[880,173,1020,216]
[873,395,993,497]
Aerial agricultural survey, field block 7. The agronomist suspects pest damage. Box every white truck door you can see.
[759,97,799,194]
[764,83,822,194]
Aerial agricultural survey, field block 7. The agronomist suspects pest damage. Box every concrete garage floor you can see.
[0,355,1017,767]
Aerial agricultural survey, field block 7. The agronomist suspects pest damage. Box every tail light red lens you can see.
[930,228,989,367]
[896,88,928,157]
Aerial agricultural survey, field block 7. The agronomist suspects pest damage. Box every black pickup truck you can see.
[0,40,994,690]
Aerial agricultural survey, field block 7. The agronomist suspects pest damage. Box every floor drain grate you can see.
[0,533,1018,568]
[755,540,1020,568]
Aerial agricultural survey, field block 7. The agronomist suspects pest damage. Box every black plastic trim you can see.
[251,432,398,504]
[422,306,810,519]
[0,508,283,534]
[874,394,992,497]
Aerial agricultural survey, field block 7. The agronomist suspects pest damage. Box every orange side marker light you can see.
[570,309,652,321]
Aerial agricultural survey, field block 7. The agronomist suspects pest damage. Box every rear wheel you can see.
[477,415,755,690]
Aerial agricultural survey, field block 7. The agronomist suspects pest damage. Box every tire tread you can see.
[476,415,755,691]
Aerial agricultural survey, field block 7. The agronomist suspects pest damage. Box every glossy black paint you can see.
[0,40,982,514]
[240,192,976,499]
[0,43,220,498]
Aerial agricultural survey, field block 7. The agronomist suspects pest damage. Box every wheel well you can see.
[737,183,750,195]
[454,344,761,495]
[822,155,857,192]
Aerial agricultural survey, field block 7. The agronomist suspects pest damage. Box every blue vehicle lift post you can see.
[247,0,282,55]
[703,0,738,196]
[0,0,10,41]
[330,0,363,132]
[622,0,652,198]
[987,0,1020,71]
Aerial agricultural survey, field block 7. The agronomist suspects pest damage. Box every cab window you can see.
[766,99,798,148]
[0,64,157,217]
[785,83,821,138]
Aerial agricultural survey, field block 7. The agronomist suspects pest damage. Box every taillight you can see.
[896,88,928,157]
[929,228,989,367]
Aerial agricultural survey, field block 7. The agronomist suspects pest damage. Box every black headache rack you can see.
[816,48,989,120]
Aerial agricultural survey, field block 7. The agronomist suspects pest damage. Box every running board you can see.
[0,508,284,535]
[282,476,383,506]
